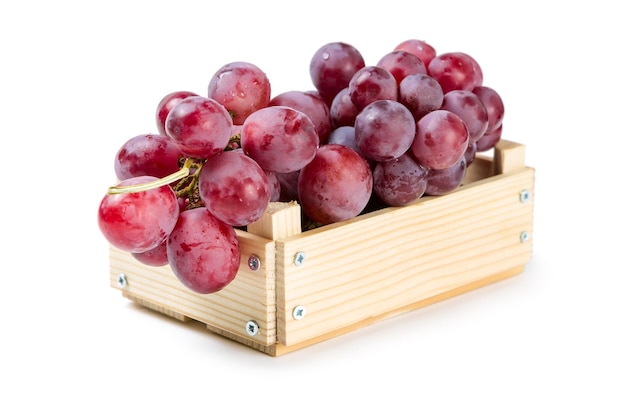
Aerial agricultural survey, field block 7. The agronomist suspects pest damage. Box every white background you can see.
[1,1,624,415]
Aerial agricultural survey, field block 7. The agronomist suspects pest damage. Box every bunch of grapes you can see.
[97,39,505,294]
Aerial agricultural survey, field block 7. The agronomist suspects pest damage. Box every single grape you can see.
[207,61,271,125]
[298,144,373,225]
[411,109,469,170]
[373,152,429,207]
[155,91,199,136]
[354,99,416,162]
[165,96,233,159]
[475,124,503,152]
[398,73,444,121]
[98,176,179,253]
[464,141,478,166]
[329,87,360,128]
[241,106,319,173]
[427,52,483,93]
[269,90,332,143]
[131,240,168,267]
[348,65,398,110]
[376,50,427,85]
[114,133,183,181]
[440,90,489,144]
[198,151,270,227]
[167,207,240,294]
[425,157,467,196]
[472,85,504,134]
[309,41,366,102]
[393,39,437,67]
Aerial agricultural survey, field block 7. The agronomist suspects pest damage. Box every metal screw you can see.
[117,273,127,288]
[520,231,530,243]
[292,305,307,320]
[247,254,261,271]
[245,320,259,336]
[519,189,531,203]
[294,251,306,266]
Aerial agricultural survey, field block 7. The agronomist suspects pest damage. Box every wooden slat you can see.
[109,230,277,346]
[275,141,534,347]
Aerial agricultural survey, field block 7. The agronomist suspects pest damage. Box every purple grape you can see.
[425,157,467,196]
[398,73,444,121]
[411,109,469,170]
[309,42,365,102]
[373,152,429,206]
[348,65,398,110]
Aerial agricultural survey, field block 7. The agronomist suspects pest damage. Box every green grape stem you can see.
[107,158,200,195]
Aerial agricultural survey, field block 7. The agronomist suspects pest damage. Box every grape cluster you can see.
[98,39,505,294]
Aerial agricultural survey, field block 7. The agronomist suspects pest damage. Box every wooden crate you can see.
[109,139,535,356]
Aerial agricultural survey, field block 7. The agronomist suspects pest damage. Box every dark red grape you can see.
[114,133,183,181]
[348,65,398,110]
[440,90,489,144]
[165,96,233,159]
[354,99,416,162]
[411,109,469,170]
[376,50,427,85]
[425,157,467,196]
[265,169,281,202]
[393,39,437,67]
[398,73,444,121]
[241,106,319,173]
[269,90,332,143]
[155,91,199,136]
[198,151,270,227]
[167,207,240,294]
[373,152,429,206]
[208,61,271,125]
[309,42,365,102]
[472,85,504,134]
[98,176,179,253]
[427,52,482,93]
[330,87,360,128]
[275,170,300,202]
[132,240,168,267]
[298,144,372,225]
[475,124,503,152]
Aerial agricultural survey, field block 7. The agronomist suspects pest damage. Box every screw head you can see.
[245,320,259,336]
[520,231,530,243]
[294,251,306,266]
[117,273,127,288]
[519,189,531,203]
[247,255,261,271]
[292,305,306,320]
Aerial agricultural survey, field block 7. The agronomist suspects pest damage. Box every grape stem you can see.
[107,158,195,195]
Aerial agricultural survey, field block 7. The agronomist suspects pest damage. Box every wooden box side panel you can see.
[275,166,535,346]
[109,232,277,346]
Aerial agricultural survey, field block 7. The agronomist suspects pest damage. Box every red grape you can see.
[425,157,467,196]
[440,90,489,144]
[330,87,360,128]
[309,42,366,102]
[114,133,182,181]
[198,151,270,226]
[167,207,240,294]
[398,73,444,121]
[298,144,373,225]
[475,124,503,152]
[265,169,281,202]
[155,91,199,136]
[472,85,504,134]
[348,65,398,110]
[354,99,416,162]
[241,106,319,173]
[393,39,437,67]
[427,52,482,93]
[411,109,469,170]
[269,90,332,143]
[165,96,233,159]
[275,170,300,202]
[373,152,429,206]
[207,61,271,125]
[376,50,427,85]
[98,176,179,253]
[132,240,168,267]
